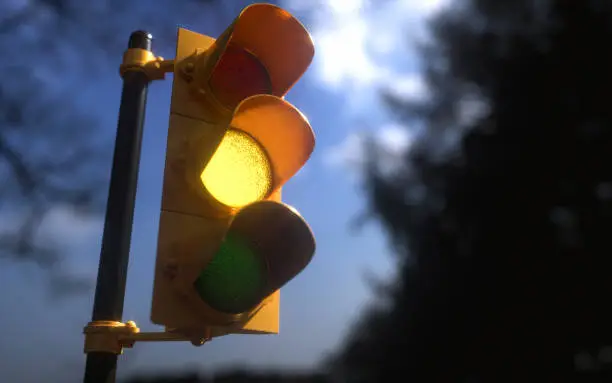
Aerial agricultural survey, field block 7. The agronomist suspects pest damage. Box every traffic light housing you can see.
[151,3,316,339]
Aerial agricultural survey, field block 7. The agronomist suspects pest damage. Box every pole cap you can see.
[128,30,153,51]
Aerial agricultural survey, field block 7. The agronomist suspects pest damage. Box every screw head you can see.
[126,321,137,328]
[163,260,178,280]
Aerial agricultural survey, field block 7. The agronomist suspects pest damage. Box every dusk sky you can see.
[0,0,447,381]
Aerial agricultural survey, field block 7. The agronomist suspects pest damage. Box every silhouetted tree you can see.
[336,0,612,381]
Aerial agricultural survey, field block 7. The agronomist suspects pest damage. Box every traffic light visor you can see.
[230,95,315,192]
[194,201,315,314]
[206,3,314,110]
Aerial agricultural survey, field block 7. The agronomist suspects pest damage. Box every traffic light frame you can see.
[150,3,316,340]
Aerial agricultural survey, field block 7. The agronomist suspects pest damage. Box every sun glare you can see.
[283,0,448,93]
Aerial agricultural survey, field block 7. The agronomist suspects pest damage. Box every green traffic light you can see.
[193,233,267,314]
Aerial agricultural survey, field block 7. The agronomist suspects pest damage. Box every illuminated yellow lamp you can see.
[200,129,272,208]
[199,94,314,210]
[229,95,315,191]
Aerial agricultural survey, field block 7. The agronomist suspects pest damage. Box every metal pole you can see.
[83,30,152,383]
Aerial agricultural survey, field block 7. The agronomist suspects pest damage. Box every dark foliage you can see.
[335,0,612,381]
[123,370,331,383]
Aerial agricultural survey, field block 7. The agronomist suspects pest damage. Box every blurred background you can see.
[1,0,612,381]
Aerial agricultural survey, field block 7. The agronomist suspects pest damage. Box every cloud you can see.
[37,204,103,249]
[457,92,490,127]
[284,0,448,96]
[376,124,415,155]
[38,205,102,291]
[284,0,445,173]
[285,0,385,90]
[324,131,368,172]
[0,204,102,298]
[280,0,450,181]
[324,123,415,176]
[387,74,430,101]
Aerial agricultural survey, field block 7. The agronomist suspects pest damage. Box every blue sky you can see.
[0,0,446,381]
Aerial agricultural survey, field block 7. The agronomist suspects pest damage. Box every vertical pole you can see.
[83,31,152,383]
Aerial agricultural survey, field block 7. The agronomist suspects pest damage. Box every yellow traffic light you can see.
[151,3,316,340]
[196,94,314,212]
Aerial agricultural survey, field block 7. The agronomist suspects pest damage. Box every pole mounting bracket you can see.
[119,48,175,80]
[83,321,210,355]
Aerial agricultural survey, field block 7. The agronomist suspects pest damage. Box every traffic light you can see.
[150,3,316,340]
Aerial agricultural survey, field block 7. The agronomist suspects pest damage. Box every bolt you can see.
[191,338,206,346]
[164,260,178,280]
